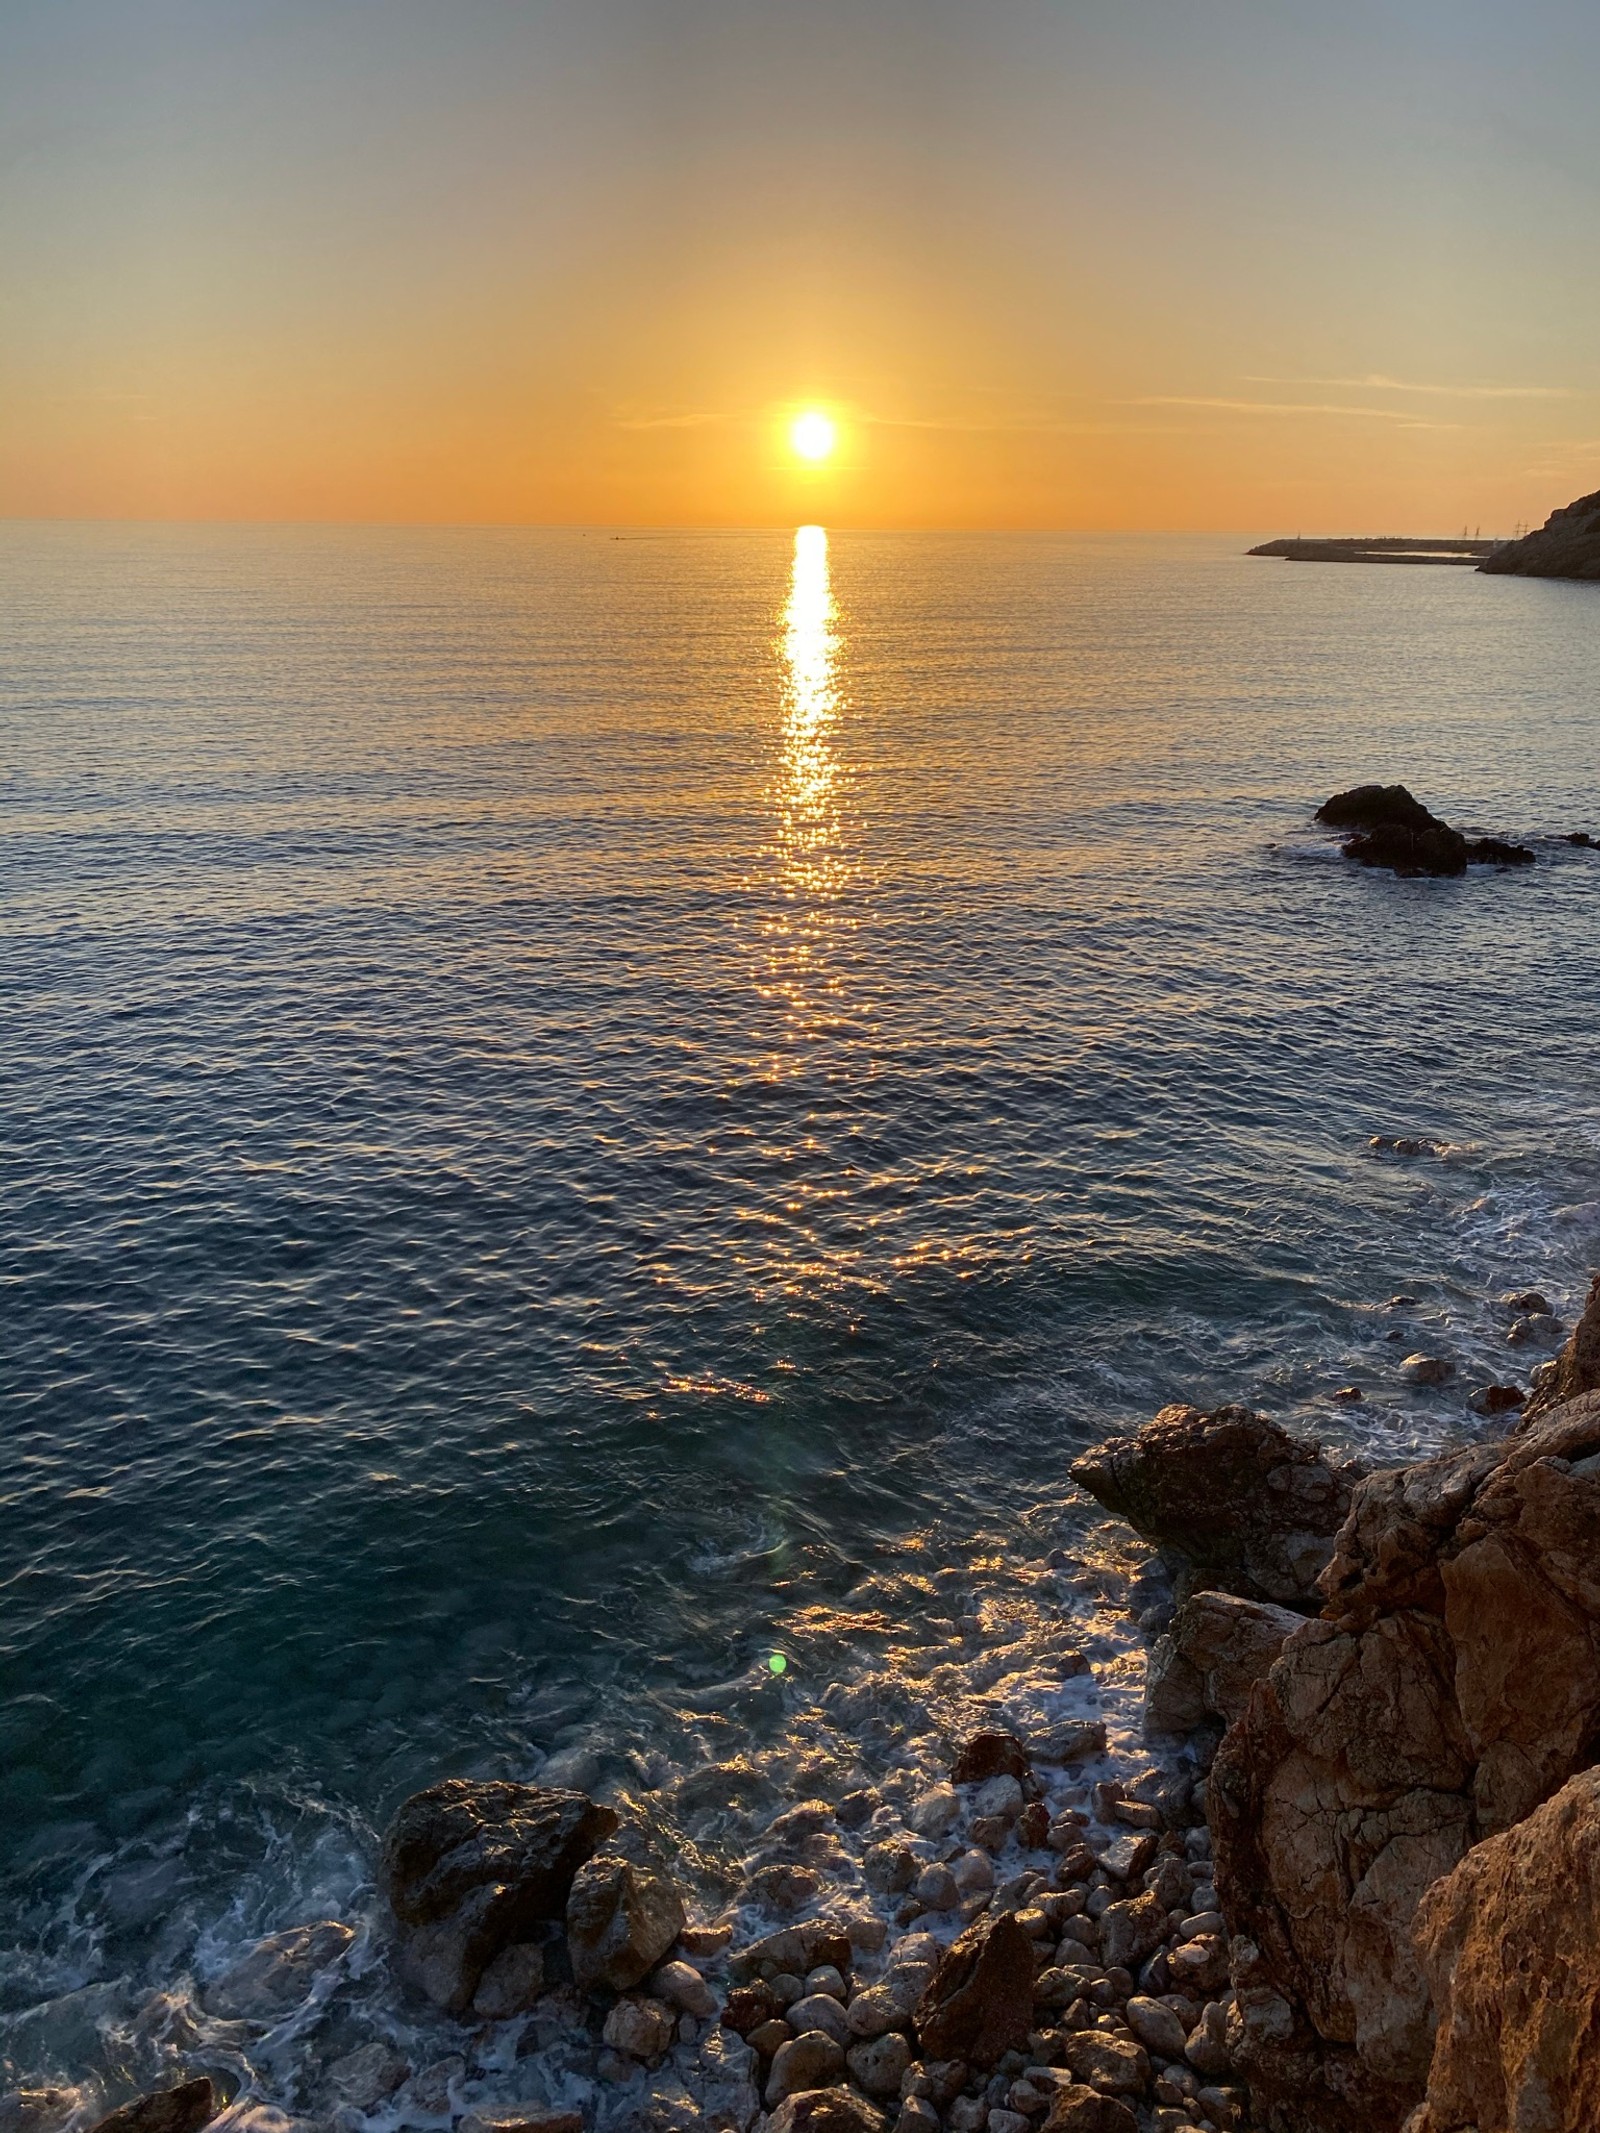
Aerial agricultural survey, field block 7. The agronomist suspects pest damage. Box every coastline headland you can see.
[1247,538,1494,566]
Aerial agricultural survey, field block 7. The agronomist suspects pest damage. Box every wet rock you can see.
[723,1982,782,2036]
[601,1994,675,2060]
[325,2042,407,2112]
[1314,785,1534,876]
[566,1851,684,1993]
[1506,1311,1564,1347]
[951,1734,1031,1786]
[1145,1591,1303,1737]
[201,1920,356,2021]
[914,1863,961,1913]
[1070,1403,1358,1606]
[1,2093,80,2133]
[88,2084,216,2133]
[970,1775,1023,1822]
[747,1864,821,1912]
[1399,1354,1452,1386]
[680,1922,734,1955]
[914,1912,1035,2068]
[865,1843,918,1894]
[910,1787,961,1838]
[766,2032,847,2105]
[1523,1271,1600,1421]
[1468,1384,1525,1416]
[1409,1764,1600,2133]
[765,2087,888,2133]
[381,1780,617,2014]
[1031,1721,1107,1766]
[847,2034,914,2099]
[395,2057,465,2119]
[471,1941,546,2019]
[730,1925,853,1981]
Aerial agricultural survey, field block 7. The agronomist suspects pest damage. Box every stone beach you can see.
[13,1273,1598,2133]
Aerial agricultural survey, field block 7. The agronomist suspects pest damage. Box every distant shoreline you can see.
[1247,536,1495,566]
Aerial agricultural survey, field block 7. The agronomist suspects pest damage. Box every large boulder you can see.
[566,1851,685,1992]
[912,1912,1034,2068]
[1408,1764,1600,2133]
[1145,1589,1305,1736]
[1480,487,1600,581]
[1071,1403,1359,1607]
[1210,1390,1600,2133]
[1313,786,1534,876]
[380,1779,618,2013]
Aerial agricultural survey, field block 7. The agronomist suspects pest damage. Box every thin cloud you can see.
[1246,374,1573,400]
[1128,396,1458,429]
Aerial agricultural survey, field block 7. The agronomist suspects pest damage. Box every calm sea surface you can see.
[2,524,1598,2101]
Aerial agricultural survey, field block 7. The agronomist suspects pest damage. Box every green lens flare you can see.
[768,1653,788,1675]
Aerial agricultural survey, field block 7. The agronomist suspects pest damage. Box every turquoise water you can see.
[2,523,1598,2101]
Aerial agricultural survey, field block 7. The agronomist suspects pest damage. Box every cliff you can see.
[1480,489,1600,581]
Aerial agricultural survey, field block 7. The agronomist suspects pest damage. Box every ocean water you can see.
[2,522,1598,2117]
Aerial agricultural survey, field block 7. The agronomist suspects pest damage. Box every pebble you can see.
[845,2033,912,2098]
[807,1966,848,2000]
[1125,1997,1189,2058]
[654,1958,718,2017]
[765,2031,847,2105]
[602,1995,676,2060]
[788,1995,851,2047]
[910,1787,961,1837]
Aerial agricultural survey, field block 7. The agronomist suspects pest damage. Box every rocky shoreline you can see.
[8,1283,1600,2133]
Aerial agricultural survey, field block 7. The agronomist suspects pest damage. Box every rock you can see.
[87,2085,216,2133]
[765,2088,888,2133]
[749,2019,795,2058]
[471,1941,546,2018]
[1480,486,1600,581]
[1399,1354,1453,1386]
[913,1863,960,1913]
[1059,2033,1149,2096]
[1506,1311,1564,1347]
[1210,1389,1600,2132]
[1096,1890,1167,1972]
[846,2034,913,2098]
[766,2032,847,2105]
[865,1843,918,1894]
[680,1922,734,1955]
[951,1734,1031,1786]
[1409,1764,1600,2133]
[848,1935,941,2037]
[566,1852,684,1993]
[723,1982,782,2035]
[1145,1590,1303,1736]
[1,2093,80,2133]
[1332,1385,1364,1402]
[1070,1403,1358,1606]
[1313,785,1535,876]
[1039,2091,1137,2133]
[1166,1935,1228,1996]
[788,1996,850,2048]
[201,1920,356,2022]
[1031,1720,1107,1766]
[914,1913,1036,2068]
[381,1780,617,2013]
[1123,1997,1188,2058]
[806,1965,846,1999]
[910,1788,961,1838]
[970,1775,1023,1821]
[987,2112,1028,2133]
[1523,1271,1600,1421]
[747,1864,821,1912]
[326,2042,408,2111]
[601,1995,676,2060]
[655,1958,718,2017]
[458,2116,582,2133]
[1469,1384,1525,1417]
[1098,1833,1156,1883]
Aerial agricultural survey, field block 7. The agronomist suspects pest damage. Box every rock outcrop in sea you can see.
[1480,488,1600,581]
[1312,787,1534,877]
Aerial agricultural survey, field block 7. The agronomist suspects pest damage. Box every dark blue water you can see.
[2,523,1597,2104]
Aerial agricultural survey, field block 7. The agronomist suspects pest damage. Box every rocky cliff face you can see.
[1480,489,1600,580]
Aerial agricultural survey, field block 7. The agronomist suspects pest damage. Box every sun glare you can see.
[790,411,837,464]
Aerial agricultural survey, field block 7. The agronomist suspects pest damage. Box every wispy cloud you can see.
[1127,396,1458,429]
[1245,374,1574,400]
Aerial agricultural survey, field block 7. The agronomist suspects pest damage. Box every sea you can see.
[2,522,1598,2120]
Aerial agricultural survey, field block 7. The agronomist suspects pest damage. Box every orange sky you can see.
[3,1,1598,532]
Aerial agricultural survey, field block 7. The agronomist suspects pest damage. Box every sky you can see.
[2,0,1598,531]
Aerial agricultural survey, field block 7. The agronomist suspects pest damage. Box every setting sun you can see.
[790,411,837,464]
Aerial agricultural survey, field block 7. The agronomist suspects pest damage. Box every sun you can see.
[790,410,837,463]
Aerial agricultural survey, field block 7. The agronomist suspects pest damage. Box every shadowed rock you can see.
[1480,486,1600,580]
[381,1779,618,2013]
[1071,1402,1359,1607]
[1144,1589,1305,1736]
[914,1912,1035,2068]
[1315,785,1534,876]
[1522,1270,1600,1422]
[87,2084,216,2133]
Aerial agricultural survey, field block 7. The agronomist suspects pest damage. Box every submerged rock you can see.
[87,2083,216,2133]
[1071,1402,1358,1606]
[201,1920,355,2021]
[380,1779,618,2013]
[1409,1765,1600,2133]
[1314,784,1534,876]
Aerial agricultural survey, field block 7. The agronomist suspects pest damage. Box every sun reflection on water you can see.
[779,523,842,889]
